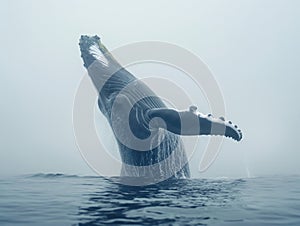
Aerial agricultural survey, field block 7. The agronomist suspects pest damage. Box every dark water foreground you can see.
[0,174,300,225]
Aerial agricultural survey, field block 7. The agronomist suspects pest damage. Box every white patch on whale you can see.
[89,44,109,67]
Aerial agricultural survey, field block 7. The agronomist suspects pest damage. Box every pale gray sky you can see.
[0,0,299,178]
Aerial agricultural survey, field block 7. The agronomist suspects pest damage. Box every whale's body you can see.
[79,35,242,180]
[99,67,190,178]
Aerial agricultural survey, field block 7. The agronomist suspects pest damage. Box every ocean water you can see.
[0,174,300,225]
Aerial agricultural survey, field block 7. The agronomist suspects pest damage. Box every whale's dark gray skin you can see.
[79,35,242,180]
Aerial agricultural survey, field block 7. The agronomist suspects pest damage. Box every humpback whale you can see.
[79,35,242,180]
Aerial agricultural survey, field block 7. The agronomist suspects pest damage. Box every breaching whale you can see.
[79,35,242,180]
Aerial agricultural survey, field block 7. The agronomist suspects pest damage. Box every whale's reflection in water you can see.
[78,177,245,225]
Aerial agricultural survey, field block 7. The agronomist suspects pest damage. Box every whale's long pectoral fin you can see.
[146,106,242,141]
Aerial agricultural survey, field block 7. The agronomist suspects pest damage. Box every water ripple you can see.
[0,175,300,225]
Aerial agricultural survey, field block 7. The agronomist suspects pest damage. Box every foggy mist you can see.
[1,0,299,178]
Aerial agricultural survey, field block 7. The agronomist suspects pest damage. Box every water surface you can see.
[1,174,300,225]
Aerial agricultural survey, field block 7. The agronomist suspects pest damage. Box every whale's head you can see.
[79,35,125,100]
[79,35,134,119]
[79,35,111,69]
